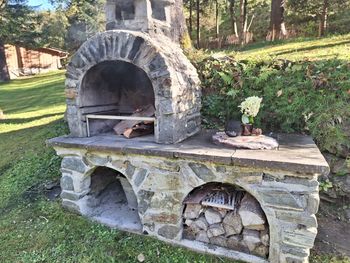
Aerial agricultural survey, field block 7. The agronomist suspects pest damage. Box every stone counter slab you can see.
[47,130,329,176]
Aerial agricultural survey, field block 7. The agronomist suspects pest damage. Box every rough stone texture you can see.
[213,133,279,150]
[65,30,201,144]
[50,132,329,263]
[158,225,180,239]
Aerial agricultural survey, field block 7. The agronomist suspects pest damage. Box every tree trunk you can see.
[319,0,328,37]
[169,0,191,47]
[0,39,10,82]
[189,0,193,34]
[215,0,219,38]
[269,0,287,41]
[196,0,200,48]
[229,0,238,37]
[239,0,247,46]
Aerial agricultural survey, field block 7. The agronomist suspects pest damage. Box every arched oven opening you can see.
[80,60,155,138]
[182,183,269,259]
[84,166,142,232]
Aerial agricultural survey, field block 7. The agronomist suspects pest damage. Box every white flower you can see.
[239,96,262,117]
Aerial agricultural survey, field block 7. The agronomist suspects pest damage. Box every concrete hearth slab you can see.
[47,130,329,175]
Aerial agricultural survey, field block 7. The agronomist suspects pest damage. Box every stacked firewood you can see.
[183,191,269,258]
[113,105,155,138]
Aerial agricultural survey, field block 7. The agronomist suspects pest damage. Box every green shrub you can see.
[193,55,350,157]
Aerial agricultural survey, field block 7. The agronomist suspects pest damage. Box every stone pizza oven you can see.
[49,1,330,262]
[65,0,201,144]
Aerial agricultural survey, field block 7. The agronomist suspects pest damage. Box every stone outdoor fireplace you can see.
[65,0,201,144]
[49,1,330,262]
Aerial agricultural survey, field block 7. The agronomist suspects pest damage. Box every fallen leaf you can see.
[137,253,145,262]
[276,89,283,97]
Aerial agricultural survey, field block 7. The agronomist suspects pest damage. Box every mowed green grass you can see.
[0,71,235,263]
[224,33,350,61]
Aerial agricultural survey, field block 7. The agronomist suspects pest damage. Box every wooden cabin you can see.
[5,45,68,79]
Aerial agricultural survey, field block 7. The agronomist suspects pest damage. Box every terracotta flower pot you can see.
[242,124,253,136]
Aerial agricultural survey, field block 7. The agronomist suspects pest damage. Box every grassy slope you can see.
[0,34,349,262]
[223,33,350,61]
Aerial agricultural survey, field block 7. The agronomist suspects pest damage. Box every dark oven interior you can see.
[80,60,155,137]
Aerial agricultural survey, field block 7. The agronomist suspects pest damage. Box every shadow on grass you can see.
[274,40,350,56]
[0,119,68,213]
[0,83,65,115]
[0,113,65,125]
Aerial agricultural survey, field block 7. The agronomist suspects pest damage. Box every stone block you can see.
[85,154,110,166]
[144,212,180,224]
[62,157,89,174]
[259,189,305,211]
[150,192,182,212]
[118,177,138,210]
[125,161,136,179]
[283,227,317,249]
[61,190,88,201]
[61,176,74,191]
[158,225,180,239]
[307,193,320,214]
[137,190,154,215]
[188,163,216,182]
[133,168,148,187]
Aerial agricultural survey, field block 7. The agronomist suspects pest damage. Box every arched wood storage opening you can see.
[182,182,270,259]
[83,166,142,232]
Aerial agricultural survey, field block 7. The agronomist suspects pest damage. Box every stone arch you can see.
[80,165,142,232]
[65,30,201,143]
[182,182,274,256]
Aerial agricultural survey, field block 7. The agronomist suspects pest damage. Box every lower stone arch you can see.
[81,166,142,232]
[182,182,270,259]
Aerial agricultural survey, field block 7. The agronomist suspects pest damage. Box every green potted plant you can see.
[239,96,262,136]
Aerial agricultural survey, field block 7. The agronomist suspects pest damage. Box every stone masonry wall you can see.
[54,146,320,263]
[65,30,201,144]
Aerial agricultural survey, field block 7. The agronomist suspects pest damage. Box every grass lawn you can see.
[0,33,349,262]
[222,33,350,61]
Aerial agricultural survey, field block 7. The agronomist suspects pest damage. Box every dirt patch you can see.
[313,199,350,257]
